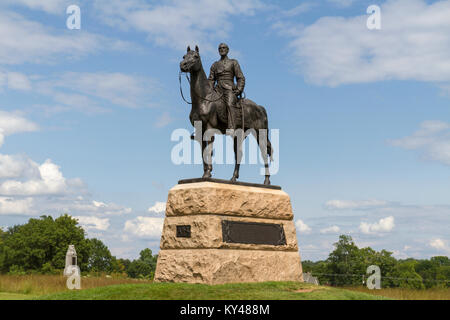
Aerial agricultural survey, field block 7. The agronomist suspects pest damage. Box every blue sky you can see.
[0,0,449,261]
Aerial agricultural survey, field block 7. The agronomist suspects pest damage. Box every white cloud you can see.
[93,200,107,208]
[148,201,166,214]
[389,120,450,166]
[0,197,34,215]
[0,132,119,218]
[320,225,341,234]
[281,2,316,17]
[73,216,110,231]
[0,72,32,91]
[325,199,391,210]
[2,0,69,14]
[327,0,356,7]
[0,159,70,196]
[92,0,265,52]
[45,72,159,109]
[0,113,131,218]
[0,111,39,137]
[0,154,40,179]
[27,71,159,114]
[124,216,164,238]
[295,202,450,260]
[284,0,450,88]
[0,111,38,148]
[0,10,129,65]
[295,219,312,234]
[66,200,132,216]
[429,238,448,251]
[359,216,395,234]
[0,158,131,215]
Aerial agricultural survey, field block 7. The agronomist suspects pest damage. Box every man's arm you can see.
[233,60,245,94]
[208,63,216,89]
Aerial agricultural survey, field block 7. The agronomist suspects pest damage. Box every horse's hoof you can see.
[264,177,271,185]
[230,176,238,183]
[202,171,212,179]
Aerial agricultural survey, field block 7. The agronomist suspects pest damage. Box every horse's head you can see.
[180,45,202,73]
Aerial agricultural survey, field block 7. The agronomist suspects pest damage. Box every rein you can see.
[178,71,192,105]
[179,71,223,104]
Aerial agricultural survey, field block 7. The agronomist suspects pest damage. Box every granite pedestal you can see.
[154,179,303,284]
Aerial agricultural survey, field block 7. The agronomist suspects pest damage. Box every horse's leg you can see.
[231,136,242,182]
[202,132,213,178]
[257,131,271,185]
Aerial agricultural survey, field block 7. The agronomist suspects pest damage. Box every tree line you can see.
[303,235,450,289]
[1,216,448,288]
[0,215,157,279]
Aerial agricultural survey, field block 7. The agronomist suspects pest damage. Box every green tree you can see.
[126,249,158,279]
[87,238,113,272]
[388,260,424,289]
[118,258,131,271]
[127,260,153,279]
[41,261,57,275]
[361,248,397,288]
[416,256,450,288]
[110,257,126,274]
[139,248,157,271]
[317,235,398,287]
[0,228,5,271]
[0,215,90,273]
[325,235,363,286]
[299,235,448,289]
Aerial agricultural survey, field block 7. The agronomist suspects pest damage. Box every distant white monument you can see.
[64,245,81,290]
[302,272,320,285]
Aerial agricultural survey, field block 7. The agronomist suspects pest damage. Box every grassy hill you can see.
[3,275,447,300]
[36,281,387,300]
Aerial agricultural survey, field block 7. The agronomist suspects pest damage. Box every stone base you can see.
[154,249,303,285]
[154,181,304,285]
[159,215,299,251]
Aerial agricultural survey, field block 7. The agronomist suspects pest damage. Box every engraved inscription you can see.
[176,225,191,238]
[222,220,286,245]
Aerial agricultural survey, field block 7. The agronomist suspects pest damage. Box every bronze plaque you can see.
[176,225,191,238]
[222,220,286,246]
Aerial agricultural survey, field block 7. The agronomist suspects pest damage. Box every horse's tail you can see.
[261,106,273,162]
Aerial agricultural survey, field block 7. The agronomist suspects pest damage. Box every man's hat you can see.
[218,43,229,50]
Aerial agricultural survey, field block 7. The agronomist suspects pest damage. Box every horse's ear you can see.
[195,45,199,53]
[187,46,191,52]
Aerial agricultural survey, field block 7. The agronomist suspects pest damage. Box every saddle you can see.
[216,97,245,129]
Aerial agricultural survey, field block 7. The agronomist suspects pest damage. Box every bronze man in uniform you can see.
[208,43,245,129]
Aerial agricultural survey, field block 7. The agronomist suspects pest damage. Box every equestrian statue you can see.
[179,43,273,185]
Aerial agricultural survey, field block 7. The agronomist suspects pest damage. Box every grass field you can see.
[0,274,152,297]
[0,275,385,300]
[37,281,386,300]
[1,275,448,300]
[343,286,450,300]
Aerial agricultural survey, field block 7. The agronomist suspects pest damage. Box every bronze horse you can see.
[180,46,273,185]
